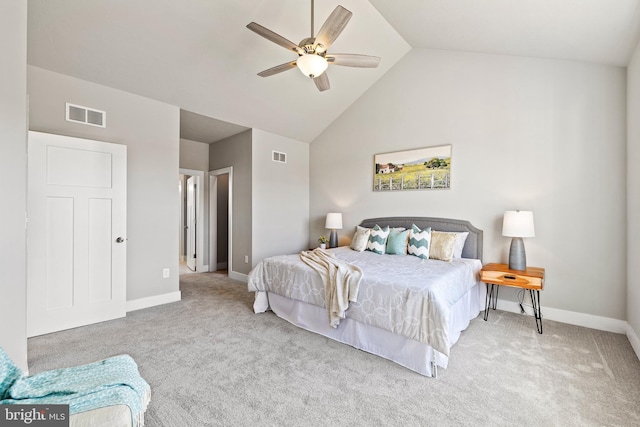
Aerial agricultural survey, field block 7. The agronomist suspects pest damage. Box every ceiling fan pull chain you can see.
[311,0,315,38]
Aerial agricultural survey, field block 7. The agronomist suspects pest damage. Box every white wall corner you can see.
[228,271,248,283]
[496,298,627,334]
[627,323,640,362]
[202,264,209,272]
[126,291,182,312]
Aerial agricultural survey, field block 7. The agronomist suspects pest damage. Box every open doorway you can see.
[209,167,233,276]
[179,169,205,275]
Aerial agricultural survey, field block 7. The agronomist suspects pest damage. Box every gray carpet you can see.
[28,273,640,426]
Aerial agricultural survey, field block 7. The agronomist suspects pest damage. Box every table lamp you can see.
[325,213,343,248]
[502,210,535,271]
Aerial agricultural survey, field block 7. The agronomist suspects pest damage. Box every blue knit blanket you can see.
[1,351,150,427]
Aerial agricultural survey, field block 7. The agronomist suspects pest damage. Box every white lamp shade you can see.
[325,213,343,230]
[297,54,328,78]
[502,211,535,237]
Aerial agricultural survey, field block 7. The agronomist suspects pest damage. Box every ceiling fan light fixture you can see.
[296,54,328,78]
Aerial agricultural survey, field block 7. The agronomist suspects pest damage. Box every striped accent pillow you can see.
[366,225,390,255]
[408,224,431,259]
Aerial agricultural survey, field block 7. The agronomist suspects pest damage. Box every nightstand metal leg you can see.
[492,285,498,310]
[483,284,491,320]
[483,283,499,321]
[529,289,543,334]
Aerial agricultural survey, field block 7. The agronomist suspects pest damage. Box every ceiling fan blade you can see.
[247,22,302,54]
[257,61,297,77]
[314,6,352,52]
[327,54,380,68]
[313,73,330,92]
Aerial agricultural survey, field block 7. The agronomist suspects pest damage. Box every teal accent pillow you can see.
[0,347,23,400]
[366,225,390,255]
[386,229,410,255]
[408,224,431,259]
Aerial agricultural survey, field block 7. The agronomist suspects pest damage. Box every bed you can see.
[247,216,484,377]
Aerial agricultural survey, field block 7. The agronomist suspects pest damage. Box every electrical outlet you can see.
[244,255,249,263]
[162,268,170,278]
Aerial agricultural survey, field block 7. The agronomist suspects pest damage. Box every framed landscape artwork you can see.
[373,145,452,191]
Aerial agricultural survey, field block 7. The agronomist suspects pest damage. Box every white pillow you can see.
[453,232,469,258]
[350,226,370,252]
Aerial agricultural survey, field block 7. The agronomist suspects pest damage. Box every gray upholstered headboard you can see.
[358,216,483,262]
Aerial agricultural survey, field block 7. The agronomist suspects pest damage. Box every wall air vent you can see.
[272,150,287,163]
[66,103,106,128]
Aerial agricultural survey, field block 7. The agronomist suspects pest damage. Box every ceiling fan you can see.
[246,0,380,92]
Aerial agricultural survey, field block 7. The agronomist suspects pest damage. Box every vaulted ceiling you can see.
[27,0,640,143]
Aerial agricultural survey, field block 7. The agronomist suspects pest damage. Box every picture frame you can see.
[373,145,452,191]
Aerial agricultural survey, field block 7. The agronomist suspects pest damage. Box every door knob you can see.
[115,237,125,243]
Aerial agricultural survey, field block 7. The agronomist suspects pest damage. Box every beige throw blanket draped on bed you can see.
[300,248,364,328]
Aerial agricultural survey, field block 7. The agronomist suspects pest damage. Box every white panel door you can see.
[27,131,127,337]
[186,176,196,271]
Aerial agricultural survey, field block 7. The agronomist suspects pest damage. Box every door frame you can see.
[179,168,206,272]
[209,167,233,275]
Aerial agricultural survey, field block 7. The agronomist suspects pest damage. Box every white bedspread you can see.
[248,247,482,356]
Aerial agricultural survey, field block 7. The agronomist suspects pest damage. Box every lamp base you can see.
[508,237,527,271]
[329,230,338,248]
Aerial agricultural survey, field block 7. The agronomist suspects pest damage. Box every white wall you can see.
[0,0,28,370]
[628,41,640,353]
[252,129,310,264]
[28,66,181,304]
[209,130,253,275]
[310,49,627,321]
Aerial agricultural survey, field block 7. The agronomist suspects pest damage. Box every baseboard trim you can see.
[627,323,640,362]
[126,291,182,312]
[202,264,209,272]
[496,298,626,334]
[228,271,248,283]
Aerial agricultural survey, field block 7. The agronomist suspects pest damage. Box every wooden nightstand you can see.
[480,263,545,334]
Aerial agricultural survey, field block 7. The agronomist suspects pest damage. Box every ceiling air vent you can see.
[272,151,287,163]
[66,103,106,128]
